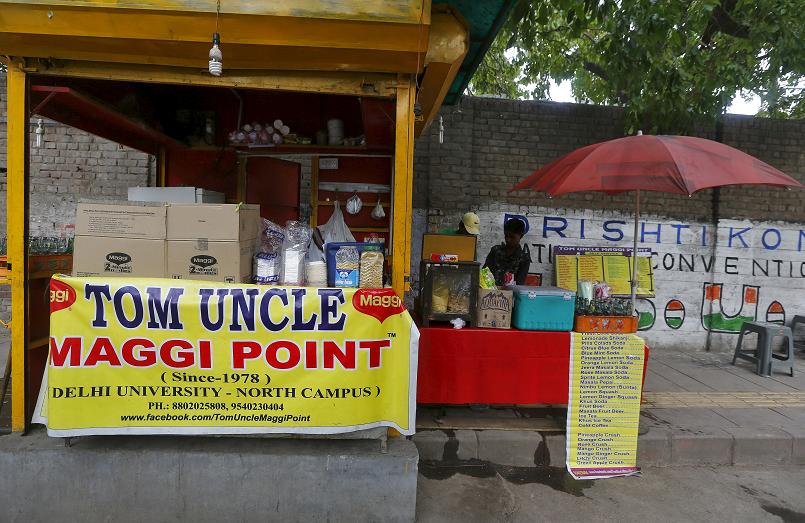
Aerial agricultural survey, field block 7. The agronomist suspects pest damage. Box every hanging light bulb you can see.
[35,118,44,148]
[209,32,223,76]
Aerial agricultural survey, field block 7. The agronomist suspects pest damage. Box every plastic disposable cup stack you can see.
[306,261,327,286]
[327,118,344,146]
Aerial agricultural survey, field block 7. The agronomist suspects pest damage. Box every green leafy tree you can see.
[472,0,805,133]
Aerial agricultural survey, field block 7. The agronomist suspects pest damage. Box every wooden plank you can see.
[391,76,414,296]
[0,6,428,51]
[31,61,399,98]
[0,34,422,73]
[0,0,428,24]
[6,65,29,432]
[415,12,468,136]
[310,155,319,227]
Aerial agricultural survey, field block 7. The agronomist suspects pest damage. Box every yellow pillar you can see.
[391,75,415,297]
[6,65,30,432]
[157,146,166,187]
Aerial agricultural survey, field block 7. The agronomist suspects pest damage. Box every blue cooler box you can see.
[510,285,576,331]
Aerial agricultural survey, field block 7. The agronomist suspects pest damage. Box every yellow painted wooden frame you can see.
[30,61,400,98]
[0,3,430,73]
[391,75,415,296]
[5,65,30,432]
[0,0,430,24]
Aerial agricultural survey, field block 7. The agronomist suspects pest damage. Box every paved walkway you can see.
[415,345,805,468]
[636,346,805,467]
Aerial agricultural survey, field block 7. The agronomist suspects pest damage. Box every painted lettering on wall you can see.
[469,209,805,351]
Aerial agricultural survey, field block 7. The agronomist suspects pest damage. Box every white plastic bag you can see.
[281,221,311,286]
[371,199,386,220]
[320,200,355,244]
[346,193,363,215]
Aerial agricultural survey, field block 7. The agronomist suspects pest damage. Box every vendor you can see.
[483,217,531,286]
[439,212,480,236]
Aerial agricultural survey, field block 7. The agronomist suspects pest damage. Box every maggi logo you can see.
[360,293,401,309]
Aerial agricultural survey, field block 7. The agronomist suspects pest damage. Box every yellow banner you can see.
[35,276,418,436]
[566,333,645,479]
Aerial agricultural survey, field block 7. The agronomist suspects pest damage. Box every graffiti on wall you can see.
[766,301,786,324]
[664,300,685,330]
[471,209,805,348]
[700,284,760,333]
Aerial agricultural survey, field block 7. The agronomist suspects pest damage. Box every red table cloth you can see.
[416,327,648,405]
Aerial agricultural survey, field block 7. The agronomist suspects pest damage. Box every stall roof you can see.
[0,1,431,73]
[435,0,515,104]
[1,1,512,134]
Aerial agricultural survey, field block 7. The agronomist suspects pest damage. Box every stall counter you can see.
[416,326,649,405]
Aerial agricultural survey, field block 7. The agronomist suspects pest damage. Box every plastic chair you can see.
[732,321,794,377]
[791,315,805,352]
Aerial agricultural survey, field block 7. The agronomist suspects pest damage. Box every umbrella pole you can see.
[631,190,640,316]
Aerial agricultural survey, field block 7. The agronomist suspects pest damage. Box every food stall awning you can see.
[434,0,516,105]
[0,1,432,73]
[1,1,513,133]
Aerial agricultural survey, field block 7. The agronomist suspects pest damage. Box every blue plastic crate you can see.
[324,242,384,287]
[510,285,576,331]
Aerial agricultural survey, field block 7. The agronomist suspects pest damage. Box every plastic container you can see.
[574,315,638,333]
[418,260,480,327]
[334,245,360,287]
[510,285,576,331]
[324,242,383,287]
[305,261,327,286]
[327,118,344,145]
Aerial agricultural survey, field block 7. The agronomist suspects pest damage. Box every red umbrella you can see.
[512,133,803,309]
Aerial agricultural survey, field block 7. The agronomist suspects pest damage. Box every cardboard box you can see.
[167,204,260,241]
[167,240,253,283]
[476,288,513,329]
[72,236,166,277]
[128,187,225,204]
[75,203,167,239]
[422,233,477,262]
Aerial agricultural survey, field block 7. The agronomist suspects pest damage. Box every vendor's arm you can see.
[514,247,531,285]
[483,248,494,269]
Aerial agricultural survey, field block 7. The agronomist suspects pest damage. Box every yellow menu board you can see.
[602,256,631,295]
[566,333,645,479]
[554,246,655,297]
[578,256,604,281]
[636,257,655,295]
[555,255,577,294]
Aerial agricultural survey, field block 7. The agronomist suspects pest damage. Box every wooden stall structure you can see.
[1,0,514,431]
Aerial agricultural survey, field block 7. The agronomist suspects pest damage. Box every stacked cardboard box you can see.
[73,203,167,277]
[166,204,260,283]
[72,202,260,283]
